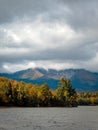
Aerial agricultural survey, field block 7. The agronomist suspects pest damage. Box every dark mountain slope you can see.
[0,68,98,91]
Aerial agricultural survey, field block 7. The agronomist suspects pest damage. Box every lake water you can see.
[0,106,98,130]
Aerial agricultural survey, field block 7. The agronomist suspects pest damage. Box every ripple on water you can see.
[0,107,98,130]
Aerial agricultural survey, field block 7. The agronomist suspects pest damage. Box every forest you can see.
[0,77,98,107]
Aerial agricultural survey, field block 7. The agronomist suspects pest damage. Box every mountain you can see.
[0,68,98,92]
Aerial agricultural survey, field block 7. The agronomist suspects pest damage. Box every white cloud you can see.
[0,0,98,72]
[0,18,79,49]
[2,60,79,73]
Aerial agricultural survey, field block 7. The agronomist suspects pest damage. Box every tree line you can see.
[77,92,98,105]
[0,77,98,107]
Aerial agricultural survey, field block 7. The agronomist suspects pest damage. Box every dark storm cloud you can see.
[0,0,61,23]
[0,0,98,72]
[0,0,41,23]
[64,0,98,31]
[0,0,98,26]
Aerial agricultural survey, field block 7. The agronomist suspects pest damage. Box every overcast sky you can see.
[0,0,98,73]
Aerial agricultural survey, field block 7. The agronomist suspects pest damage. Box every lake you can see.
[0,106,98,130]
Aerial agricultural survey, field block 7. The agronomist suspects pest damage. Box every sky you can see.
[0,0,98,73]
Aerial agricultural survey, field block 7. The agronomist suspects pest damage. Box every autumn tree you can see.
[56,78,77,107]
[39,84,52,106]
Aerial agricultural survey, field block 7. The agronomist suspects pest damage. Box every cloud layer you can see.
[0,0,98,72]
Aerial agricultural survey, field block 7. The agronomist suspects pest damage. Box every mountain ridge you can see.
[0,68,98,92]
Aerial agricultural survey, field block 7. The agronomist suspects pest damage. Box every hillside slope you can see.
[0,68,98,91]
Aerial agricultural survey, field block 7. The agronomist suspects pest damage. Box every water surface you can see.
[0,106,98,130]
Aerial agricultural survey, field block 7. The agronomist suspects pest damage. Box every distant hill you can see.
[0,68,98,92]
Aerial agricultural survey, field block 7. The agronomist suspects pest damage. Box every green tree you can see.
[56,78,77,107]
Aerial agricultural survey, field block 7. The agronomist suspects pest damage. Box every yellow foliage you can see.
[90,97,96,104]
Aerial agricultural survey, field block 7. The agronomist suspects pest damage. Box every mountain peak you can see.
[0,68,98,91]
